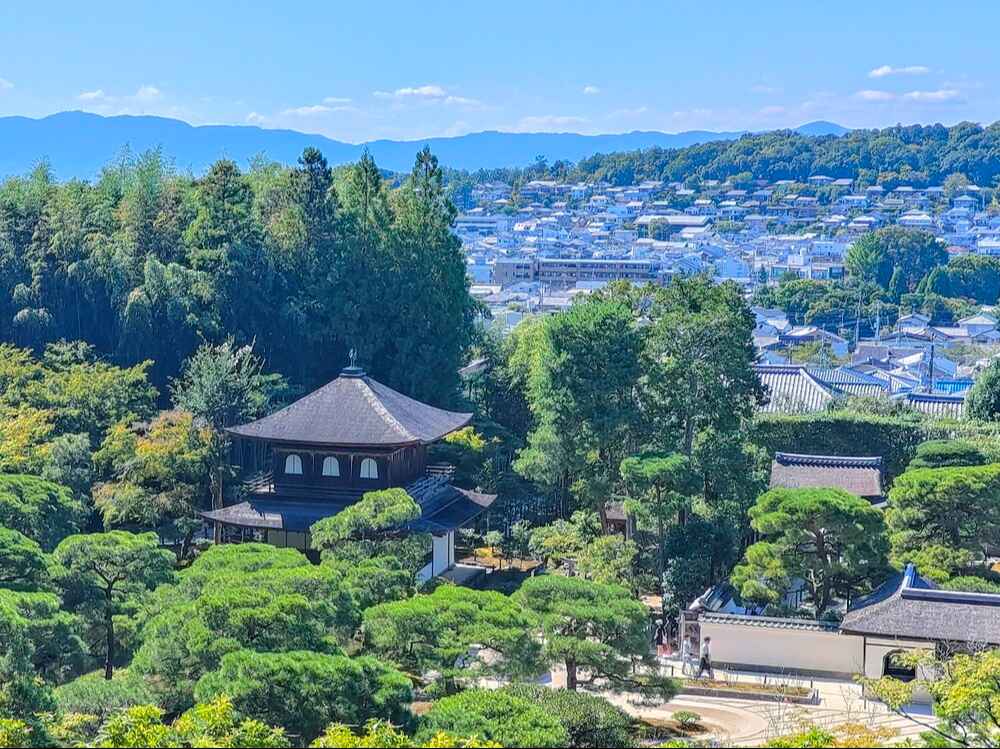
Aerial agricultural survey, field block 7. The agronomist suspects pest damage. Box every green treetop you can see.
[363,585,542,692]
[620,451,698,585]
[53,531,175,680]
[514,574,678,698]
[967,360,1000,421]
[732,487,889,615]
[887,463,1000,562]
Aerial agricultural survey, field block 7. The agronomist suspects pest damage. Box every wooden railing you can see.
[240,464,458,499]
[426,463,456,479]
[244,471,274,492]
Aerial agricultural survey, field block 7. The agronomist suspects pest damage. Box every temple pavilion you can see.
[201,358,496,582]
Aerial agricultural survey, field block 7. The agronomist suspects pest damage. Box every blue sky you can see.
[0,0,996,142]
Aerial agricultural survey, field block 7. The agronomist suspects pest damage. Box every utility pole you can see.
[928,343,936,393]
[853,287,862,348]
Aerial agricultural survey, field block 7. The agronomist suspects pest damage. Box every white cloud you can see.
[670,107,714,122]
[443,95,482,107]
[282,104,333,116]
[609,106,649,118]
[855,89,896,101]
[322,96,352,105]
[393,84,446,98]
[135,84,161,100]
[869,65,930,78]
[0,77,13,91]
[582,85,601,95]
[373,84,481,108]
[78,89,107,101]
[246,112,266,124]
[750,84,781,95]
[903,89,959,102]
[514,114,588,132]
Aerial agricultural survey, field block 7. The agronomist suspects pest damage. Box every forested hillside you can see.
[0,146,476,405]
[448,121,1000,188]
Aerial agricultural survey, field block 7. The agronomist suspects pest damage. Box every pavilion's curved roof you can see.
[227,367,472,447]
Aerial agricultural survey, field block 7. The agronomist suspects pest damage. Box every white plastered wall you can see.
[698,620,866,676]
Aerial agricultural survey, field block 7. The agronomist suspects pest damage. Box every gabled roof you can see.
[896,391,966,419]
[227,367,472,447]
[841,564,1000,644]
[959,313,998,326]
[754,364,839,413]
[807,366,889,399]
[770,452,884,501]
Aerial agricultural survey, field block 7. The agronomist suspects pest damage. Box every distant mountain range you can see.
[0,111,850,179]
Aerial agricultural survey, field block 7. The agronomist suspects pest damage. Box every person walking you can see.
[696,636,714,680]
[680,636,694,675]
[653,619,667,658]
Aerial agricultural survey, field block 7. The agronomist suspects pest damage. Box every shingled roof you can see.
[200,475,496,534]
[755,364,901,414]
[841,564,1000,644]
[227,366,472,447]
[770,452,884,502]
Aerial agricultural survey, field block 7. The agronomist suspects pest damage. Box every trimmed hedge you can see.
[418,689,569,748]
[194,650,412,743]
[503,684,633,748]
[54,671,156,721]
[908,440,988,469]
[752,412,1000,480]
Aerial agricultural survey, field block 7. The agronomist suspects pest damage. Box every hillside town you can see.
[458,176,1000,416]
[5,1,1000,742]
[459,177,995,295]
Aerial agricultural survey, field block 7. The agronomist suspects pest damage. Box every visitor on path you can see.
[696,636,714,679]
[653,619,668,657]
[680,636,696,675]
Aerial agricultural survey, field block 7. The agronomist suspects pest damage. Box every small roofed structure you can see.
[895,391,966,420]
[203,357,496,583]
[770,452,885,505]
[841,564,1000,647]
[684,564,1000,688]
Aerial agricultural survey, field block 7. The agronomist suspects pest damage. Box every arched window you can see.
[360,458,379,479]
[284,454,303,475]
[322,456,340,477]
[883,650,916,682]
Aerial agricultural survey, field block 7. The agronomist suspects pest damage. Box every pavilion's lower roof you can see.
[200,477,496,535]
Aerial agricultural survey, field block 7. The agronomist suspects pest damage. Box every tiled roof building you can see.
[204,359,495,583]
[841,564,1000,645]
[769,452,885,504]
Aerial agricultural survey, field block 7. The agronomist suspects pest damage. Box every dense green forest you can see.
[4,273,1000,747]
[3,143,1000,748]
[0,146,476,406]
[446,121,1000,189]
